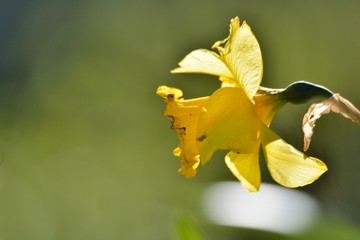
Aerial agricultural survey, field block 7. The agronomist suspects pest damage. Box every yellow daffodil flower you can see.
[157,17,328,192]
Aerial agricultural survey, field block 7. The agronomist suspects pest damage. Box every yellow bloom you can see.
[158,17,327,191]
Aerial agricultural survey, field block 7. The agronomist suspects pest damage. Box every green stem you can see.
[281,81,334,104]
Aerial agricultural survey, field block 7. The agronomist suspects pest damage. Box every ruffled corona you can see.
[156,86,208,178]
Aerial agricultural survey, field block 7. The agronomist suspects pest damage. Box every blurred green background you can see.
[1,0,360,239]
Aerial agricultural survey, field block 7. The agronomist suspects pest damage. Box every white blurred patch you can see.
[202,182,320,234]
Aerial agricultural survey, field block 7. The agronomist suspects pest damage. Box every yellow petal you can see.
[156,86,209,178]
[171,49,234,80]
[213,17,263,100]
[225,143,261,192]
[196,87,259,164]
[260,124,327,188]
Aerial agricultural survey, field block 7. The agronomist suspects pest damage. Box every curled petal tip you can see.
[156,86,183,100]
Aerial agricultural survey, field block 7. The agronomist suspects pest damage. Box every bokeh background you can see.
[1,0,360,239]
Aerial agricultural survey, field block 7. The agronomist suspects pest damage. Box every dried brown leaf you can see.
[302,94,360,151]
